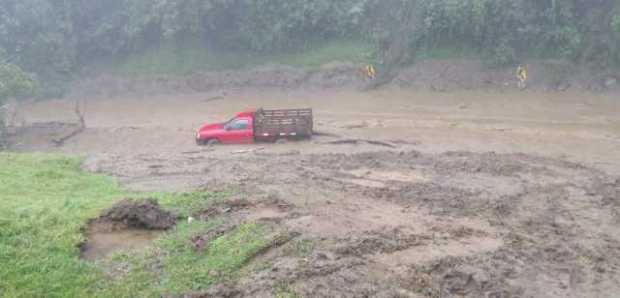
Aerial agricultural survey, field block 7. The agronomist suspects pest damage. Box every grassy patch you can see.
[0,153,271,297]
[109,40,373,75]
[275,281,300,298]
[155,191,230,218]
[274,40,374,68]
[160,222,270,294]
[0,153,125,297]
[100,222,272,297]
[416,45,481,61]
[279,238,315,258]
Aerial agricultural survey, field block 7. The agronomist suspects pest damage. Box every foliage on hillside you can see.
[0,50,36,147]
[0,0,619,88]
[0,51,35,103]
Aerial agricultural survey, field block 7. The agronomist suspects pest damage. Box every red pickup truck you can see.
[196,108,313,145]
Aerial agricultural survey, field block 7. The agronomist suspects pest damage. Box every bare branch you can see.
[52,100,87,147]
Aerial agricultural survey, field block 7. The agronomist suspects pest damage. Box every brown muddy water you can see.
[80,221,164,261]
[80,199,176,261]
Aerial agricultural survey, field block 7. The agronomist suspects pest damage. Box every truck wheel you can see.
[207,139,221,146]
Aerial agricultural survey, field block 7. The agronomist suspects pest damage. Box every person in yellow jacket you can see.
[517,65,528,89]
[365,64,376,80]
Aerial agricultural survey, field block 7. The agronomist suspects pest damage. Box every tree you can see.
[1,0,620,94]
[0,50,36,148]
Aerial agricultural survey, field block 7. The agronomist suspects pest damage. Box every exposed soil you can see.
[391,59,620,92]
[5,122,83,151]
[69,62,368,99]
[99,199,177,230]
[9,60,620,297]
[80,199,176,260]
[65,60,620,100]
[142,149,619,298]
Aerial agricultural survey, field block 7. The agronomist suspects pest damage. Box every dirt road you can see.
[10,87,620,297]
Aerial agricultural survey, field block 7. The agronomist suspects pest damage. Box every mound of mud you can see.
[100,198,177,230]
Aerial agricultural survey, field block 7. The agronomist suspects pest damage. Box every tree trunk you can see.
[0,115,7,150]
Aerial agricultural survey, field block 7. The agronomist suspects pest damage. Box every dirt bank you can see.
[67,60,620,99]
[70,62,368,98]
[392,59,620,92]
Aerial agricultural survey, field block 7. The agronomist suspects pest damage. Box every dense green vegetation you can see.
[1,0,620,93]
[110,40,372,75]
[0,52,35,102]
[0,52,36,147]
[0,153,274,297]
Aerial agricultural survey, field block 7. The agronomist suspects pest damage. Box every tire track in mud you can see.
[85,149,620,297]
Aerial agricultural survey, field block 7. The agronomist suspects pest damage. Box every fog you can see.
[1,1,620,297]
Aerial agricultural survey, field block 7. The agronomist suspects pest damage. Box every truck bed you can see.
[254,108,313,140]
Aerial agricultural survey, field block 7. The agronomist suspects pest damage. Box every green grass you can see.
[274,40,374,68]
[110,40,374,75]
[275,281,300,298]
[0,153,273,297]
[415,45,481,61]
[0,154,125,297]
[100,222,272,297]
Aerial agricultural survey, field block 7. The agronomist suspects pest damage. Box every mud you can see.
[99,149,619,297]
[69,62,367,99]
[80,222,164,261]
[81,199,176,260]
[198,199,255,220]
[6,122,83,151]
[392,59,620,93]
[99,199,177,230]
[67,60,620,99]
[10,79,620,297]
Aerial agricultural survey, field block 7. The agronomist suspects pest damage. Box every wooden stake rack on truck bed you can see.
[254,108,313,140]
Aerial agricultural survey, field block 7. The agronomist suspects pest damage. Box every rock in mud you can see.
[100,198,177,230]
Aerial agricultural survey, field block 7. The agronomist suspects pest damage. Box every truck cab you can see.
[196,111,255,145]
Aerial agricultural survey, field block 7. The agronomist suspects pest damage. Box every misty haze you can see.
[1,1,620,297]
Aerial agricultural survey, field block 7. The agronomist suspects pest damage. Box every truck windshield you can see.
[226,119,249,130]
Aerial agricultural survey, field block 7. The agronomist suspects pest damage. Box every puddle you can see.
[81,222,164,261]
[80,198,176,261]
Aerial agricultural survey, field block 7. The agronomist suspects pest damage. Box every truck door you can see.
[222,117,254,144]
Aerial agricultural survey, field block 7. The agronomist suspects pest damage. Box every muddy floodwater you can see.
[11,87,620,297]
[80,199,175,261]
[81,222,164,261]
